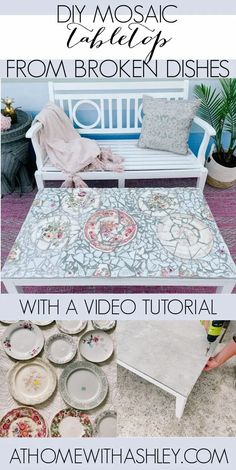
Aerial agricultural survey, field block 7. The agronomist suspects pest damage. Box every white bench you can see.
[26,80,215,191]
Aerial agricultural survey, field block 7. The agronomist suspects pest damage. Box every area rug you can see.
[1,179,236,293]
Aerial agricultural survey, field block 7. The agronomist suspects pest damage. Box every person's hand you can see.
[204,339,236,371]
[204,356,221,371]
[202,320,210,333]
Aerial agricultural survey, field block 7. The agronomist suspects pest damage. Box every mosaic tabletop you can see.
[2,188,236,280]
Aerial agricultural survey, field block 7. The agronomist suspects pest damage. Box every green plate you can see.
[59,361,108,410]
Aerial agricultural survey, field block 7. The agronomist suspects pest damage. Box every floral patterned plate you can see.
[91,320,116,331]
[8,358,57,405]
[94,410,117,437]
[30,215,77,251]
[50,408,93,437]
[61,188,100,215]
[138,189,178,217]
[84,208,137,252]
[56,320,87,335]
[2,321,44,360]
[79,330,113,363]
[0,407,47,438]
[45,333,77,364]
[59,361,108,410]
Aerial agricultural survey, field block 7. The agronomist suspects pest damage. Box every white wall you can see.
[1,79,220,115]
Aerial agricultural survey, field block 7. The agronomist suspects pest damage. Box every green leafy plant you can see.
[194,79,236,167]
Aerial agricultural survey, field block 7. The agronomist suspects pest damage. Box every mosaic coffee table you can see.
[1,188,236,293]
[117,321,221,418]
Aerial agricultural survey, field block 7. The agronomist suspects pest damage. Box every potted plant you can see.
[194,78,236,188]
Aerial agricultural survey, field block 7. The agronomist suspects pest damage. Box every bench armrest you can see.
[26,121,45,169]
[25,121,43,139]
[193,116,216,137]
[192,117,216,166]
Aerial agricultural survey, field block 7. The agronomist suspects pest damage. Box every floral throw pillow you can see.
[138,96,200,155]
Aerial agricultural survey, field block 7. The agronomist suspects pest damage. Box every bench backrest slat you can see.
[48,80,189,135]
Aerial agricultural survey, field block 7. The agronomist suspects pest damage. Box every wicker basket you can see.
[207,175,236,189]
[1,110,34,196]
[1,110,32,143]
[206,154,236,189]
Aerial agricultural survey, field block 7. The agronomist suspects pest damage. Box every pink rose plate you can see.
[0,407,47,438]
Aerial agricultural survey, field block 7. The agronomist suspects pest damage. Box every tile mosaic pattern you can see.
[2,187,236,280]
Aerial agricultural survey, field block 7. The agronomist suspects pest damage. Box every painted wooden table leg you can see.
[175,395,188,419]
[2,280,24,293]
[216,282,235,294]
[118,177,125,188]
[196,169,208,191]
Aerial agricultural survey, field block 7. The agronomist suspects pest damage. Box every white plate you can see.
[79,330,113,363]
[45,334,77,364]
[33,320,55,326]
[94,411,117,437]
[0,320,17,325]
[50,408,93,437]
[92,320,116,331]
[2,321,44,360]
[8,358,57,405]
[56,320,87,335]
[59,361,108,410]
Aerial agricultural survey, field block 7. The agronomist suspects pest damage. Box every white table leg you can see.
[118,177,125,188]
[196,169,207,191]
[216,282,235,293]
[2,280,24,293]
[175,395,187,419]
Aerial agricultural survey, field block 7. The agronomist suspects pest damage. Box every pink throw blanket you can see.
[34,102,123,187]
